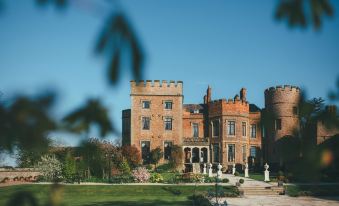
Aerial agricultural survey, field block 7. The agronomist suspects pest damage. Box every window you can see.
[212,120,219,137]
[242,122,247,136]
[227,121,236,136]
[228,144,235,162]
[141,141,150,163]
[293,106,298,115]
[213,144,220,163]
[192,123,199,138]
[250,124,256,138]
[164,101,172,110]
[242,145,247,162]
[250,146,256,158]
[275,119,282,130]
[142,101,150,109]
[164,117,172,130]
[164,141,173,160]
[142,117,150,130]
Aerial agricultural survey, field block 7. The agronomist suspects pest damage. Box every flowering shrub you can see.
[150,173,163,183]
[131,167,150,183]
[37,155,63,182]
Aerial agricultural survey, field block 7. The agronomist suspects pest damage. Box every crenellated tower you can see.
[264,85,301,164]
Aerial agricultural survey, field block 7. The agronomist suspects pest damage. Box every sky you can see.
[1,0,339,155]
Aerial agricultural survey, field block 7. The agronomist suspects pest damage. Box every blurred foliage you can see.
[0,92,56,153]
[63,98,114,137]
[329,76,339,101]
[95,13,144,85]
[275,0,334,30]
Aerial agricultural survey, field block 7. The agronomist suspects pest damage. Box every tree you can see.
[63,152,76,182]
[37,155,63,182]
[63,98,114,138]
[170,145,183,171]
[121,145,142,168]
[149,147,163,170]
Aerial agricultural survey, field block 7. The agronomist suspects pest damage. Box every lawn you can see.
[0,184,234,206]
[285,185,339,197]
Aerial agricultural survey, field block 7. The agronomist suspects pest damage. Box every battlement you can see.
[265,85,300,94]
[265,85,301,106]
[130,80,183,96]
[210,98,248,105]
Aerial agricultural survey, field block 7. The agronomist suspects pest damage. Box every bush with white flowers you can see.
[37,155,63,182]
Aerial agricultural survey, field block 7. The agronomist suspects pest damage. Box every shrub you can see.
[150,173,163,183]
[110,174,134,183]
[191,194,211,206]
[239,178,244,184]
[132,167,150,183]
[149,147,163,169]
[222,178,229,183]
[145,164,153,171]
[37,154,63,182]
[156,163,173,172]
[181,173,204,183]
[234,171,239,176]
[122,145,142,168]
[1,177,9,183]
[119,159,131,174]
[204,176,216,183]
[207,186,240,198]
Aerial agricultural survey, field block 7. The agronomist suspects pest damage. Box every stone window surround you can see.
[164,116,173,131]
[163,100,173,110]
[227,143,236,162]
[141,116,151,130]
[241,121,249,138]
[226,119,236,137]
[250,124,257,138]
[163,140,173,160]
[141,100,151,109]
[212,143,220,163]
[191,122,199,138]
[211,118,220,138]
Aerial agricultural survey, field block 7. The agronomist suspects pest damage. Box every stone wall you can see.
[0,168,40,182]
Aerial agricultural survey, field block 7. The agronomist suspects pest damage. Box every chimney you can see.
[240,88,247,101]
[206,85,212,103]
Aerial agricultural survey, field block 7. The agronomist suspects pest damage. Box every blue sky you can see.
[1,0,339,150]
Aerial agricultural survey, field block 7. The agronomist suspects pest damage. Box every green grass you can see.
[0,184,236,206]
[286,185,339,197]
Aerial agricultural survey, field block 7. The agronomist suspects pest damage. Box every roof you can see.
[249,104,261,112]
[183,104,205,113]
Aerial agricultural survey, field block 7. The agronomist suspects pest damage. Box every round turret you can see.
[264,85,301,164]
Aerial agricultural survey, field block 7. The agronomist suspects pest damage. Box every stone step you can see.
[239,186,284,196]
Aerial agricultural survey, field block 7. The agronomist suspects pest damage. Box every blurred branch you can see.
[62,98,114,137]
[0,91,57,153]
[275,0,334,30]
[328,76,339,101]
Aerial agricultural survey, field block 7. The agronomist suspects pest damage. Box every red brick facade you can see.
[122,81,339,168]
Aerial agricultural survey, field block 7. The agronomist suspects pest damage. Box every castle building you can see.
[122,80,338,171]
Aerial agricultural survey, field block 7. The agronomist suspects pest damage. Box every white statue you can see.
[208,163,213,177]
[203,163,207,175]
[232,163,236,175]
[217,163,222,178]
[244,162,249,178]
[264,163,270,182]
